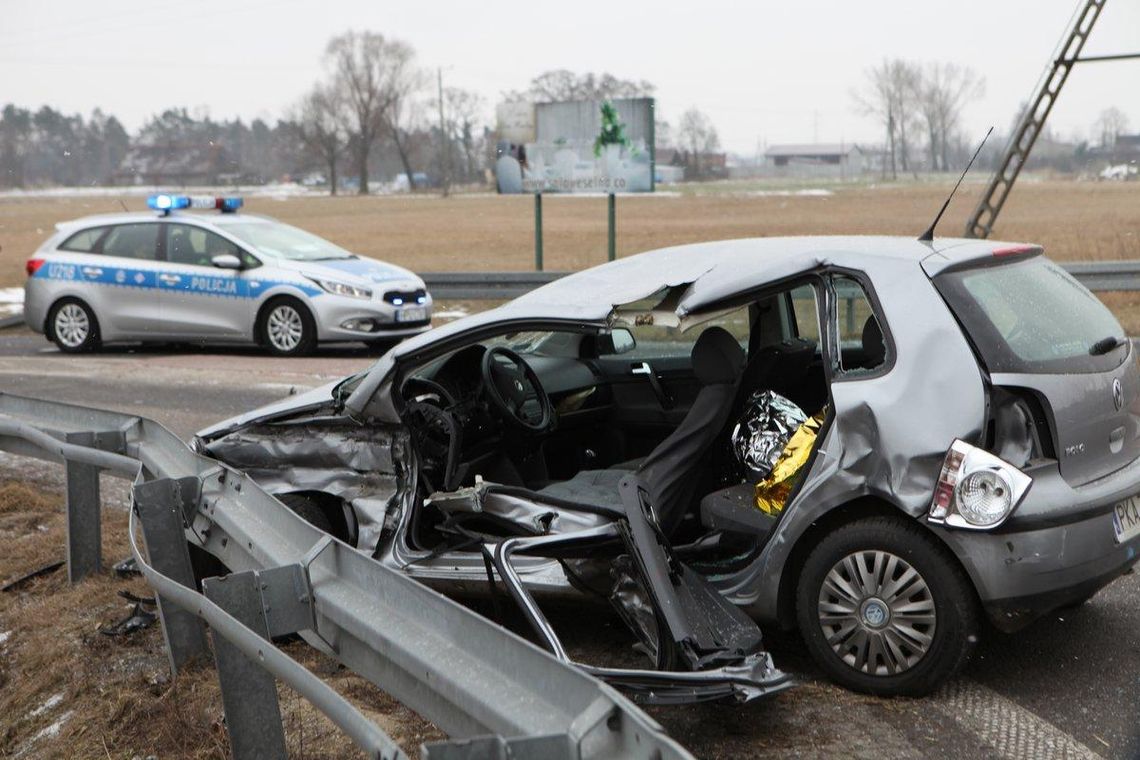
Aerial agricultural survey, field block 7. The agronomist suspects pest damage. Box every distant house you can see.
[1113,134,1140,155]
[764,143,879,177]
[113,141,238,186]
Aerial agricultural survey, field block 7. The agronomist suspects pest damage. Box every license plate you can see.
[1112,495,1140,543]
[396,306,427,323]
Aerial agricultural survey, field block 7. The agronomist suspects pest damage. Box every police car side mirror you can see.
[211,254,242,270]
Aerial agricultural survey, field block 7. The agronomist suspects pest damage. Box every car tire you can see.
[47,297,101,353]
[796,516,979,696]
[257,297,317,357]
[277,493,335,534]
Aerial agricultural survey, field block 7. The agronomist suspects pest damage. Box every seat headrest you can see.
[691,326,745,385]
[862,316,885,366]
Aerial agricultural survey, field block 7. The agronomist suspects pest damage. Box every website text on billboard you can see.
[495,97,655,194]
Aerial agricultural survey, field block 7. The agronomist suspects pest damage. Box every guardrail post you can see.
[534,192,544,271]
[133,478,210,672]
[64,431,101,582]
[607,193,616,262]
[202,571,288,760]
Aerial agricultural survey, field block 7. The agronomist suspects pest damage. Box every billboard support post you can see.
[534,193,544,271]
[607,193,616,262]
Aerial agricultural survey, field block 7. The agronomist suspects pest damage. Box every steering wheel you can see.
[480,347,554,433]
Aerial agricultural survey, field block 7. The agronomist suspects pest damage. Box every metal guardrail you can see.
[423,262,1140,300]
[421,272,566,300]
[1061,261,1140,292]
[0,392,694,760]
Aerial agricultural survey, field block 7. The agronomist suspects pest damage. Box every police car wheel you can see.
[258,298,316,356]
[795,516,979,697]
[48,298,101,353]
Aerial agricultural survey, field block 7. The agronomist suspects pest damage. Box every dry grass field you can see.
[2,178,1139,323]
[0,479,442,759]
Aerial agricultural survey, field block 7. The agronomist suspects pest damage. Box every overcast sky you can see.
[2,0,1138,154]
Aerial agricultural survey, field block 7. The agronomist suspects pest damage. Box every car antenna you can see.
[918,126,993,243]
[118,199,129,212]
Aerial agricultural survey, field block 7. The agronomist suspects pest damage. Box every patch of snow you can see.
[433,309,470,320]
[30,710,73,743]
[0,288,23,305]
[740,188,833,197]
[0,184,321,200]
[29,693,63,718]
[0,630,10,644]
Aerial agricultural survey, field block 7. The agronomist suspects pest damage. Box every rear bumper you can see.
[22,282,46,334]
[935,457,1140,632]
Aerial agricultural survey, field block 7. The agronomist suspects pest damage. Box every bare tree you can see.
[295,84,346,194]
[505,70,655,102]
[677,108,720,179]
[853,59,922,178]
[917,63,985,170]
[431,86,486,184]
[325,31,422,194]
[1094,107,1130,149]
[377,40,425,190]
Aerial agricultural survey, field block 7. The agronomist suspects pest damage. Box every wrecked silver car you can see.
[195,235,1140,697]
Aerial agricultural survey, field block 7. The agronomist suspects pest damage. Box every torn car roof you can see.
[392,235,1011,354]
[335,235,1018,421]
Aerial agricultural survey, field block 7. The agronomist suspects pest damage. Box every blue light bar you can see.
[146,194,243,215]
[147,194,191,213]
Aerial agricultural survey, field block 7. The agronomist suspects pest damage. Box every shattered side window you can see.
[833,275,887,374]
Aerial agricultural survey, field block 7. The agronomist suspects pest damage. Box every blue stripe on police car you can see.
[34,262,321,299]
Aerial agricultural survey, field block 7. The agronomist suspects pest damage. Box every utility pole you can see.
[437,67,451,197]
[963,0,1138,238]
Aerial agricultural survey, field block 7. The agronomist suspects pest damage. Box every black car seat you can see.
[861,315,886,368]
[538,326,746,535]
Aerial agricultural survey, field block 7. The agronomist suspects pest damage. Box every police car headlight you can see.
[308,278,372,299]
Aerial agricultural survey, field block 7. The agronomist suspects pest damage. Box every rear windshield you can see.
[935,255,1127,374]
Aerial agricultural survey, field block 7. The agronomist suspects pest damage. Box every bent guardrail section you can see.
[0,392,694,760]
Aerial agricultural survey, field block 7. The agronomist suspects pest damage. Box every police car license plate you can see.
[1112,495,1140,543]
[396,306,426,323]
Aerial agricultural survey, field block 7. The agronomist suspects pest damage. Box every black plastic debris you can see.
[1,560,65,593]
[113,556,141,578]
[101,590,157,637]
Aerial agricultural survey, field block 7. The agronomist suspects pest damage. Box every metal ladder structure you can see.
[965,0,1124,239]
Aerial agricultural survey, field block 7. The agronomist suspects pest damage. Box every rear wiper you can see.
[1090,335,1127,356]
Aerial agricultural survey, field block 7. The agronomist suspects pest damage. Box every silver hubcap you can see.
[54,303,90,348]
[818,550,936,676]
[266,305,303,352]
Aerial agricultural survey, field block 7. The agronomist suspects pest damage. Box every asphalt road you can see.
[1,326,1137,759]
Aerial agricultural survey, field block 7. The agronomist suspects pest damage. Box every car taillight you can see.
[992,244,1042,257]
[928,439,1032,530]
[26,258,45,277]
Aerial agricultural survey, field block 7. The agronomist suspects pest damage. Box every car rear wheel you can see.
[47,298,101,353]
[796,516,979,696]
[258,297,316,357]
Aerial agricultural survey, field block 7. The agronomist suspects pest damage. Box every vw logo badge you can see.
[1113,378,1124,411]
[514,379,524,392]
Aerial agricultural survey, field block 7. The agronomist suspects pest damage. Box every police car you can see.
[23,194,433,356]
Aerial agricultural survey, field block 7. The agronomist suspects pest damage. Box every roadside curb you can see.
[0,312,24,330]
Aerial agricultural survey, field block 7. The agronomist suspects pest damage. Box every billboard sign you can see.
[495,97,655,194]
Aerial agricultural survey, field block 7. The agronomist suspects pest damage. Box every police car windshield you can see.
[221,221,354,262]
